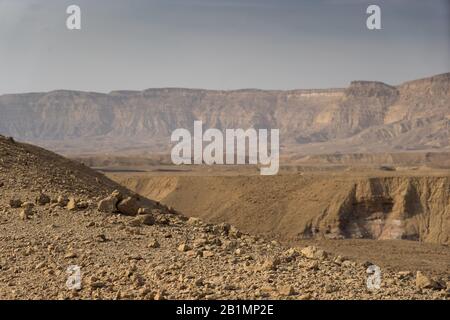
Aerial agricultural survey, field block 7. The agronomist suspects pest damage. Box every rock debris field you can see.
[0,135,448,300]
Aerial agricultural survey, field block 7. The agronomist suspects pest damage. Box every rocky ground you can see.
[0,135,448,300]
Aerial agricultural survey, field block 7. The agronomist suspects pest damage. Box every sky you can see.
[0,0,449,94]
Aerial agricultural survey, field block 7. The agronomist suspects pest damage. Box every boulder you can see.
[415,271,445,290]
[117,197,140,216]
[98,195,119,213]
[301,246,328,260]
[35,193,51,206]
[9,198,22,208]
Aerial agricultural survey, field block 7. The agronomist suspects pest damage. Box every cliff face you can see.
[0,73,448,154]
[320,177,450,245]
[328,81,399,139]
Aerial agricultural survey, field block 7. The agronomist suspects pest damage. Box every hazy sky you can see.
[0,0,449,93]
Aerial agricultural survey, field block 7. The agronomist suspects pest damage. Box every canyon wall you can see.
[0,73,448,155]
[113,174,450,245]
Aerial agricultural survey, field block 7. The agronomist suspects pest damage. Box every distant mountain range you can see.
[0,73,448,156]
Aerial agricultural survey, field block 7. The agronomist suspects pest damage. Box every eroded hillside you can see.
[113,173,450,245]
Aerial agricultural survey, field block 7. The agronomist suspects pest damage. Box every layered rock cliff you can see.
[0,73,448,154]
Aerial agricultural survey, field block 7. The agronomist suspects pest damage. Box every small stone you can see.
[301,246,328,260]
[117,197,140,216]
[90,281,107,289]
[96,234,108,242]
[10,198,22,208]
[415,271,444,290]
[202,250,214,258]
[129,214,155,227]
[223,284,237,291]
[223,240,238,251]
[193,238,207,248]
[259,286,275,294]
[148,239,160,248]
[66,198,78,211]
[21,202,34,209]
[57,195,69,207]
[19,204,33,220]
[187,217,202,225]
[278,285,295,296]
[260,258,281,271]
[284,248,300,260]
[77,201,89,209]
[19,208,31,220]
[154,215,169,225]
[131,274,145,287]
[333,255,346,265]
[397,271,413,279]
[178,243,191,252]
[229,226,242,238]
[445,282,450,295]
[111,190,124,201]
[194,278,204,287]
[341,260,354,267]
[139,214,155,225]
[154,290,165,300]
[64,251,77,259]
[299,293,311,300]
[325,285,337,293]
[35,193,51,206]
[186,250,201,258]
[306,260,319,271]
